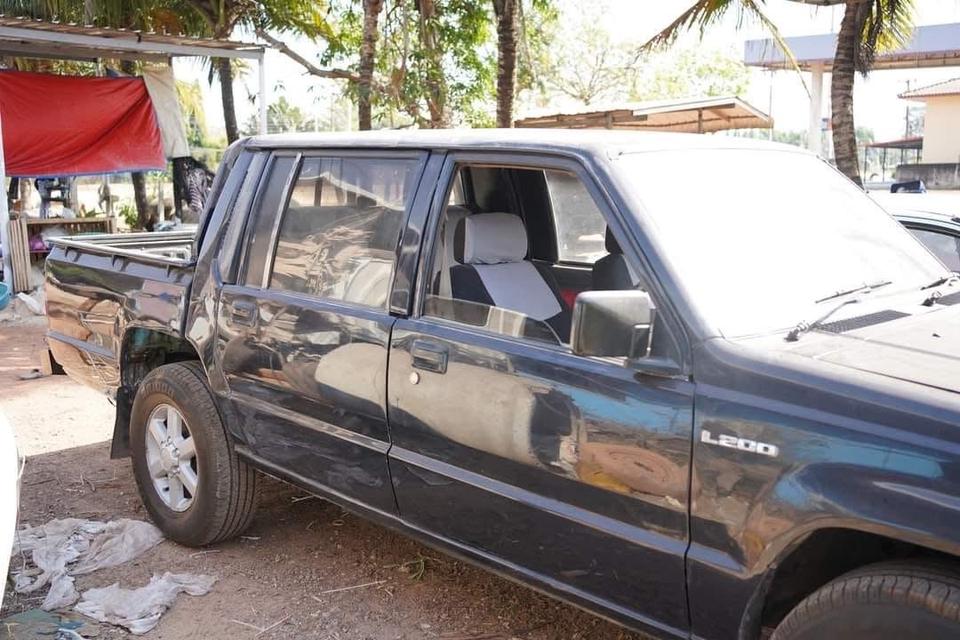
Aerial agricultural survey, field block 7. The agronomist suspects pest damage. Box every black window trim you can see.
[237,150,301,288]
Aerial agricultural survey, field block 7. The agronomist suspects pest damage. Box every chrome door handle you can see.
[228,300,257,327]
[410,339,448,374]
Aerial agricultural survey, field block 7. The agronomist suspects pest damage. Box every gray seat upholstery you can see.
[592,228,637,291]
[449,213,571,341]
[435,205,473,297]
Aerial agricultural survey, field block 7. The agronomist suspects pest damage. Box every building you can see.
[896,78,960,189]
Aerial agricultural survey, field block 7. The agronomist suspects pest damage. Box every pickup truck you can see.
[46,130,960,640]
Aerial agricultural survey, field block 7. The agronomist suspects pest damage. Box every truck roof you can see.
[245,128,805,157]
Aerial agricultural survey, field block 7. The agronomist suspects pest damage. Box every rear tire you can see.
[771,561,960,640]
[130,361,259,546]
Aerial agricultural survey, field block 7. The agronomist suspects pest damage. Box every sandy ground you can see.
[0,319,645,640]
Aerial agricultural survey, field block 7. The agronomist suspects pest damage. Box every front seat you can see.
[449,213,571,342]
[592,227,637,291]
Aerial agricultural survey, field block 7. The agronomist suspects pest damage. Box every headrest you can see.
[454,213,528,265]
[605,227,622,255]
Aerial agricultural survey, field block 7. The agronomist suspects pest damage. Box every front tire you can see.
[771,561,960,640]
[130,362,259,546]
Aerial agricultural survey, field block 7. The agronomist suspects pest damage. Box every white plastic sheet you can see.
[75,572,216,635]
[12,518,164,610]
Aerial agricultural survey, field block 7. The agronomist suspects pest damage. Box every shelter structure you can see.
[0,16,268,286]
[514,96,772,133]
[744,23,960,160]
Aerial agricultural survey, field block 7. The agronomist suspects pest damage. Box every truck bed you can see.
[45,230,196,393]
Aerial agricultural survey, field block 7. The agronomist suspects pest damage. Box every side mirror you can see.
[571,290,656,359]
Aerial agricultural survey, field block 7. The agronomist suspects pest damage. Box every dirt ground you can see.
[0,319,646,640]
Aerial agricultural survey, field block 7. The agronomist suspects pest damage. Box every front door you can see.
[216,150,426,514]
[387,154,693,635]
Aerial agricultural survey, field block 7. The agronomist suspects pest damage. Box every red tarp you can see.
[0,70,165,177]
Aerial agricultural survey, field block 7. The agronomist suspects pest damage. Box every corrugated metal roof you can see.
[0,15,264,61]
[900,77,960,99]
[513,96,772,133]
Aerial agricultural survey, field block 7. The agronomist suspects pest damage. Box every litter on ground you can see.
[75,572,216,635]
[11,518,164,610]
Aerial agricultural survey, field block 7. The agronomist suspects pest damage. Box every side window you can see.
[546,170,608,264]
[909,227,960,272]
[268,156,419,309]
[424,164,613,348]
[243,155,297,287]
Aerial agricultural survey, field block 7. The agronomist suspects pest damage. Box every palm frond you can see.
[642,0,732,51]
[859,0,915,73]
[642,0,807,96]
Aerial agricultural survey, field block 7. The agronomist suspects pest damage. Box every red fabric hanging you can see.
[0,70,165,177]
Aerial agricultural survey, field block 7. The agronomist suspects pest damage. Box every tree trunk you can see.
[493,0,518,128]
[217,57,239,143]
[121,60,151,228]
[831,1,867,187]
[417,0,449,128]
[359,0,384,131]
[131,172,150,230]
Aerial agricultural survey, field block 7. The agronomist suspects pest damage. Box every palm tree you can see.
[830,0,914,186]
[492,0,519,128]
[359,0,384,130]
[644,0,915,187]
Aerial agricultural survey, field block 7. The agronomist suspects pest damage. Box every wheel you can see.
[771,561,960,640]
[130,361,259,546]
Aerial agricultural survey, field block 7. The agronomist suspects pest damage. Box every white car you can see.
[0,412,19,601]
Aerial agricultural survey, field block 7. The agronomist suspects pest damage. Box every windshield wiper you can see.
[786,280,892,342]
[921,274,960,306]
[921,273,960,291]
[815,280,892,303]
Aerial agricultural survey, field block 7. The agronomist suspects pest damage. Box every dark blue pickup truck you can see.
[45,130,960,640]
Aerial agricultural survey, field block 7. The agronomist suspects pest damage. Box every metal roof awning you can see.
[0,16,270,288]
[866,136,924,150]
[0,15,264,62]
[744,22,960,71]
[514,96,772,133]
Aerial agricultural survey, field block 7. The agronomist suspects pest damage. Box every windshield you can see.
[615,148,946,337]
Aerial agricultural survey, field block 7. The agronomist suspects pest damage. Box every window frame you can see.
[903,222,960,272]
[237,148,429,310]
[412,150,683,363]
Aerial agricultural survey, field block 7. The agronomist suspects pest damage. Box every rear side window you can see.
[269,156,420,309]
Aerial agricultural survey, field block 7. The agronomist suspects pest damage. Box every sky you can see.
[173,0,960,142]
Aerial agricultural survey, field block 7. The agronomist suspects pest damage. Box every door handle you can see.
[227,300,257,327]
[411,339,448,374]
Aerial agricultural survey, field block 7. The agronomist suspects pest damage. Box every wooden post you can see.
[0,109,10,287]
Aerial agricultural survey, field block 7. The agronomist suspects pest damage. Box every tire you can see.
[130,361,259,546]
[771,560,960,640]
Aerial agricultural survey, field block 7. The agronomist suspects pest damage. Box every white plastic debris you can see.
[12,518,164,610]
[16,290,44,315]
[75,572,216,635]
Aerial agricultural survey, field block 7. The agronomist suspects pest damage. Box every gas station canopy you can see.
[745,22,960,71]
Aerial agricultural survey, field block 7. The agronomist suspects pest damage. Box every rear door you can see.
[215,150,427,513]
[387,152,693,635]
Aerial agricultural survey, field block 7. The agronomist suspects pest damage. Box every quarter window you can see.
[546,170,607,264]
[269,156,419,308]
